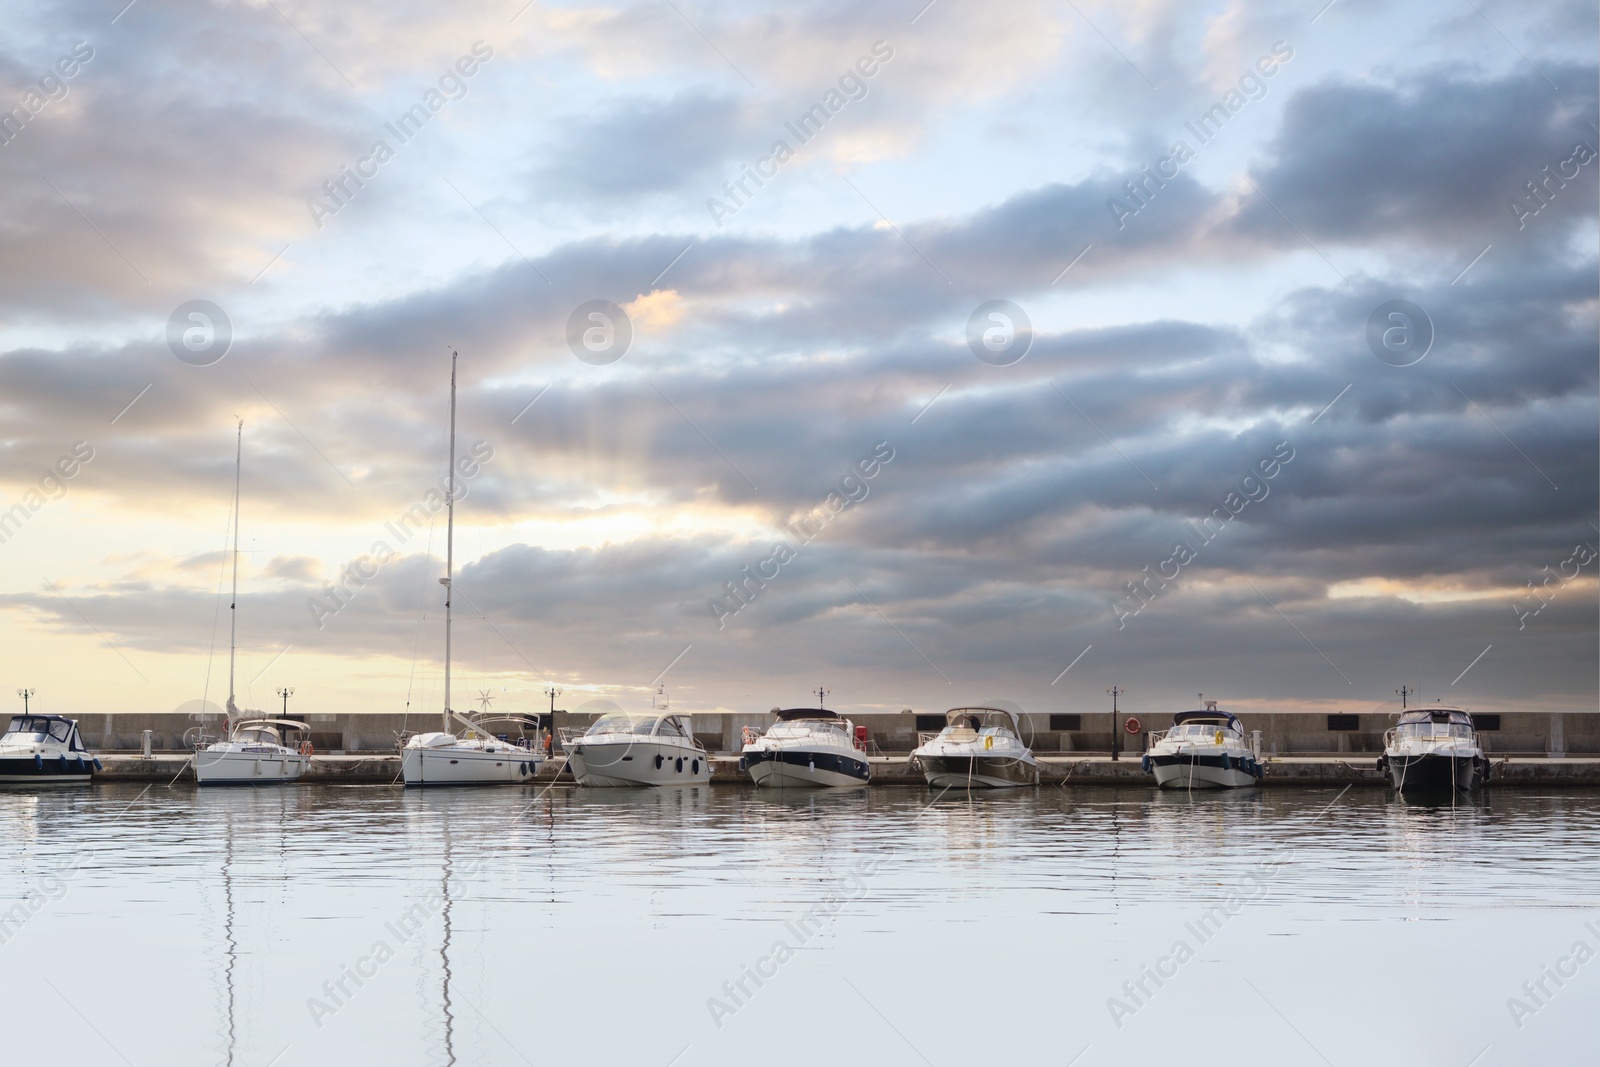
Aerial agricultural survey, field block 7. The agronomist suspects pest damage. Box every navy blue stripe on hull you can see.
[0,756,93,780]
[740,749,869,782]
[1382,754,1484,793]
[1144,752,1263,778]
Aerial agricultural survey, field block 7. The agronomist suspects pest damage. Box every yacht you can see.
[741,699,870,788]
[910,706,1039,788]
[0,713,99,783]
[562,690,710,787]
[1142,700,1263,789]
[193,421,310,786]
[1377,702,1490,793]
[402,350,545,787]
[195,718,311,784]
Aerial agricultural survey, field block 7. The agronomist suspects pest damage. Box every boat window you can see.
[656,718,686,738]
[5,717,47,738]
[48,719,72,743]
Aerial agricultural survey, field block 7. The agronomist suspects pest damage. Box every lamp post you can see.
[277,687,294,716]
[17,688,34,714]
[1108,685,1123,760]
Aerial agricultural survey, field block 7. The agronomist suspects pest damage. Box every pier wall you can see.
[50,709,1600,757]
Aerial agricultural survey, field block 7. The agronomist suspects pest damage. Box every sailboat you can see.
[195,421,310,785]
[401,351,545,787]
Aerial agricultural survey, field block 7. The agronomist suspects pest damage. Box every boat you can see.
[402,350,545,787]
[910,706,1039,788]
[195,718,311,784]
[0,712,99,783]
[1142,700,1263,789]
[194,421,309,786]
[561,688,710,787]
[741,691,870,788]
[1377,701,1490,793]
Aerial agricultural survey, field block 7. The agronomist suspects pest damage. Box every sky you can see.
[0,0,1594,726]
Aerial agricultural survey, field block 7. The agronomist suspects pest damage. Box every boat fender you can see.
[675,757,684,773]
[93,758,103,771]
[692,759,700,774]
[1140,754,1151,773]
[984,735,994,751]
[35,754,43,770]
[655,754,664,769]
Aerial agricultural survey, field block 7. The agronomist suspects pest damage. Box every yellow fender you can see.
[984,735,994,750]
[1215,730,1224,745]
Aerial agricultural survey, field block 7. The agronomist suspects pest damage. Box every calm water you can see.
[3,783,1596,1066]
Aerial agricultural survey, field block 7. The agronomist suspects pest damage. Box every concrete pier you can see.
[91,753,1600,786]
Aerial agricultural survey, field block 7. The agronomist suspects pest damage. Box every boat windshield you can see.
[1398,722,1473,739]
[587,713,659,737]
[4,717,70,742]
[234,726,282,744]
[1169,722,1239,740]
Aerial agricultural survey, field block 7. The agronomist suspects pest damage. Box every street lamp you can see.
[277,687,295,716]
[17,688,34,714]
[1107,686,1123,761]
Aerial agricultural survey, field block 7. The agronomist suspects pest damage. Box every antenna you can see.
[653,685,668,711]
[226,419,242,720]
[477,690,493,714]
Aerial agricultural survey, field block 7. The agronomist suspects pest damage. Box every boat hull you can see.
[1146,752,1261,790]
[401,745,541,787]
[1380,752,1485,793]
[567,741,709,787]
[917,754,1038,789]
[742,749,869,788]
[0,755,94,784]
[194,749,307,785]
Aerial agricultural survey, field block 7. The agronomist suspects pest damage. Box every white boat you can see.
[911,706,1039,788]
[402,350,545,787]
[1377,702,1489,793]
[0,713,99,784]
[194,421,308,786]
[562,690,709,787]
[741,703,870,788]
[1142,700,1263,789]
[195,718,310,784]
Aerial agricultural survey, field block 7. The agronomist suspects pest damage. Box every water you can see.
[3,783,1596,1066]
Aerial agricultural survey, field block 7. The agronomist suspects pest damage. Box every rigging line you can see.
[201,492,236,720]
[403,509,440,731]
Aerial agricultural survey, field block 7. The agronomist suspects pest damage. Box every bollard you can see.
[141,729,153,760]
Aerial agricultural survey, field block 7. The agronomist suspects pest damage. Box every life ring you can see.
[984,735,994,750]
[1124,717,1142,734]
[1214,730,1225,745]
[299,741,314,756]
[741,726,757,746]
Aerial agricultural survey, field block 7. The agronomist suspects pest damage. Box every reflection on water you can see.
[2,784,1597,1066]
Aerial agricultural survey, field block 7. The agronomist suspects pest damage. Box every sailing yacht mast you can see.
[441,351,457,734]
[226,419,242,720]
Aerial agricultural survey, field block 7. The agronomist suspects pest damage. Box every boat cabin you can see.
[584,712,695,739]
[1167,703,1245,741]
[229,719,308,746]
[1394,706,1475,740]
[935,706,1023,743]
[2,715,90,752]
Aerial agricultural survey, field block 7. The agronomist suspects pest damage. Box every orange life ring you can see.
[300,740,314,756]
[1123,717,1142,734]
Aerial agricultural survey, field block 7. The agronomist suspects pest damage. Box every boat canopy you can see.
[1398,706,1473,726]
[1172,709,1243,729]
[585,711,693,737]
[775,707,842,721]
[943,706,1023,734]
[232,719,310,731]
[4,715,77,743]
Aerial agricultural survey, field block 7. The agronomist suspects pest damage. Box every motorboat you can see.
[562,692,710,787]
[1142,700,1263,789]
[1377,702,1489,793]
[402,350,545,787]
[741,705,870,788]
[0,713,99,783]
[195,718,310,784]
[910,706,1039,788]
